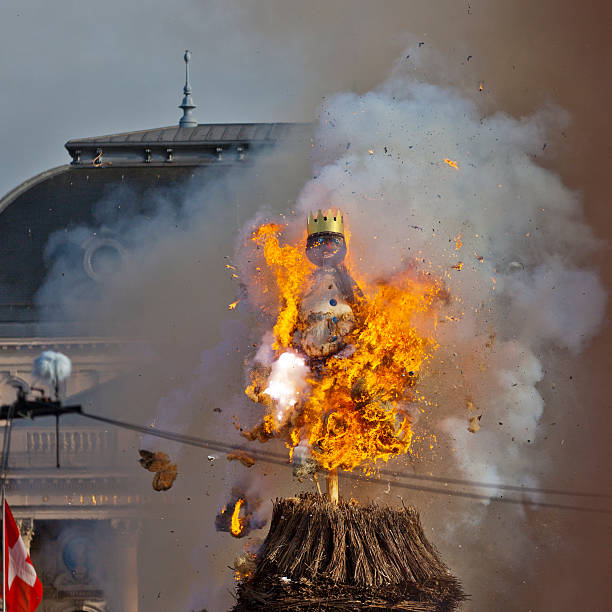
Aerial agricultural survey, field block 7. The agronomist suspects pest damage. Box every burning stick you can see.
[216,492,266,538]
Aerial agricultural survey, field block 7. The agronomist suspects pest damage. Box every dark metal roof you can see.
[66,122,310,147]
[64,122,313,168]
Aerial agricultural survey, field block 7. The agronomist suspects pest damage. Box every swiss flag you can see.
[3,500,42,612]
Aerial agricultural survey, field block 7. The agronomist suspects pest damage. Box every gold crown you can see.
[307,209,344,236]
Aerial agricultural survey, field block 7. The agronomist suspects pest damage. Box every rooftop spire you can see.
[179,50,197,128]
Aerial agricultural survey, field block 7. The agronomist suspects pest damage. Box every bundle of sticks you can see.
[233,493,466,611]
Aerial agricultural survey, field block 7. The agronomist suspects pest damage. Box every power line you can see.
[78,411,612,514]
[2,394,609,513]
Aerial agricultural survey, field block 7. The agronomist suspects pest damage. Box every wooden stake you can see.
[326,467,339,503]
[313,473,322,496]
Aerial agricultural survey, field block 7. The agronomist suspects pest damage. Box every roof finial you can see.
[179,50,197,128]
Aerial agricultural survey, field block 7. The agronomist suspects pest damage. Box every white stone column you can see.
[111,519,140,612]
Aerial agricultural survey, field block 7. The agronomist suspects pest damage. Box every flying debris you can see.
[138,449,178,491]
[216,493,266,539]
[468,415,482,433]
[444,158,459,171]
[227,451,256,468]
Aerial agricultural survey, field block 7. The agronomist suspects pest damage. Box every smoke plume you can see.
[26,25,610,612]
[292,45,606,505]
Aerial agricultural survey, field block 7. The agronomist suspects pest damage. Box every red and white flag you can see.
[3,500,42,612]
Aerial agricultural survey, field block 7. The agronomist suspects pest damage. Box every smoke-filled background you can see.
[2,1,611,610]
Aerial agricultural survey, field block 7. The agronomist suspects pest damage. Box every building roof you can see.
[65,122,312,167]
[66,122,306,146]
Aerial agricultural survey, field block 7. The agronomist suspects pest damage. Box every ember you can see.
[444,158,459,170]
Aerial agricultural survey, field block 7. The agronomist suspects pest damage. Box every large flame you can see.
[245,223,442,472]
[301,274,440,470]
[251,224,313,349]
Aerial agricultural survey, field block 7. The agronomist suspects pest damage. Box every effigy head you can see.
[306,209,347,267]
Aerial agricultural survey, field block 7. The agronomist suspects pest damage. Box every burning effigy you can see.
[230,210,465,610]
[241,210,444,489]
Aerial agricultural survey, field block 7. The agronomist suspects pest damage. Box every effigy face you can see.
[305,232,347,267]
[298,268,355,359]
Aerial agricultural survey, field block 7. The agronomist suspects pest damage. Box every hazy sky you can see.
[1,0,610,202]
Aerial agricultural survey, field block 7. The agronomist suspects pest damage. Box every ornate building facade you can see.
[0,55,309,611]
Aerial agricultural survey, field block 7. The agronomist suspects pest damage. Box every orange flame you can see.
[230,498,245,536]
[301,273,440,470]
[228,300,240,310]
[251,224,313,349]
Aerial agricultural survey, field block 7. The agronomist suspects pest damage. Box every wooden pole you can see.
[326,467,338,503]
[313,472,322,496]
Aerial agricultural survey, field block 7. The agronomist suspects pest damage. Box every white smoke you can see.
[264,351,310,422]
[294,45,606,499]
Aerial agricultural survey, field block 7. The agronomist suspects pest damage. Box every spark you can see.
[444,159,459,171]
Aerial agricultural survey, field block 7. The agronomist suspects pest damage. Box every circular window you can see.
[82,237,127,283]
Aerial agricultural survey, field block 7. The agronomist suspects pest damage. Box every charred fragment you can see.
[233,494,467,611]
[227,450,257,468]
[138,449,178,491]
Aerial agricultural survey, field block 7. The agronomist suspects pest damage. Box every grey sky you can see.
[2,0,610,201]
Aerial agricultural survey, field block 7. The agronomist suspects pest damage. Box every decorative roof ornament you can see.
[179,50,197,128]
